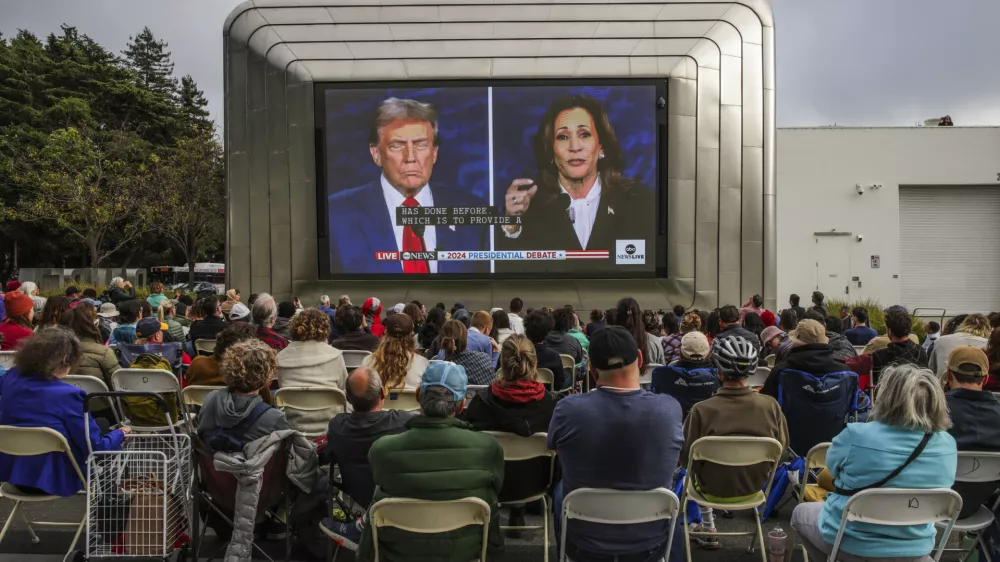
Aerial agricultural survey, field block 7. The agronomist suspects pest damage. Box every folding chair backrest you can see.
[559,354,575,373]
[194,338,217,356]
[112,368,180,393]
[0,425,85,482]
[640,363,663,388]
[0,350,15,370]
[64,374,116,413]
[485,432,553,462]
[766,355,776,368]
[182,385,221,408]
[831,488,961,561]
[340,350,372,370]
[274,386,347,436]
[748,366,770,388]
[536,368,554,386]
[955,451,1000,483]
[384,388,420,411]
[370,497,491,562]
[563,487,679,525]
[688,436,784,467]
[778,369,859,455]
[466,384,488,401]
[798,442,831,503]
[118,342,183,370]
[854,345,866,355]
[111,368,182,430]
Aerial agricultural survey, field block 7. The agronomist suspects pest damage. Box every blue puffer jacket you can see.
[0,369,126,496]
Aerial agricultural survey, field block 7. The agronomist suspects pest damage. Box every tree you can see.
[10,127,158,266]
[157,130,225,277]
[177,75,211,132]
[122,27,176,96]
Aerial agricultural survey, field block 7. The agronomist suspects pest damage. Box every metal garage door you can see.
[899,186,1000,314]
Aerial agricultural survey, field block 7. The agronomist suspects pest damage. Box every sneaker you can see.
[321,516,363,552]
[689,522,721,550]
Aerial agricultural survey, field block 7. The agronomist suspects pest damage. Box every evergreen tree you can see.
[177,74,211,133]
[122,26,176,96]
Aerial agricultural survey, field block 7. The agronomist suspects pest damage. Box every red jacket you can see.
[0,322,33,351]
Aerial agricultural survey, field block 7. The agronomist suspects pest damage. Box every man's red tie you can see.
[401,197,429,274]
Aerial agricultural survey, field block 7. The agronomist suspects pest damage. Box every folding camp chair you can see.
[561,488,679,562]
[485,432,556,562]
[0,426,87,561]
[370,497,491,562]
[273,386,347,438]
[681,436,784,562]
[829,488,961,562]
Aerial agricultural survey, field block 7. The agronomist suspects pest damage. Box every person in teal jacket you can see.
[792,363,957,561]
[146,282,168,310]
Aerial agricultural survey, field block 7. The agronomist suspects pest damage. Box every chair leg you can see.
[753,510,767,562]
[683,500,692,562]
[542,496,549,562]
[19,510,39,544]
[62,517,85,562]
[0,500,21,546]
[979,533,993,562]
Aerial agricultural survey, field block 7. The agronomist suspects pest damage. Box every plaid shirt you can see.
[257,325,289,351]
[448,349,495,386]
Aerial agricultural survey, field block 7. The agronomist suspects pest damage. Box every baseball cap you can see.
[789,319,829,345]
[229,303,251,321]
[948,345,989,377]
[589,325,639,370]
[98,303,119,318]
[136,317,166,339]
[419,361,468,402]
[385,312,414,337]
[390,302,406,315]
[362,297,382,315]
[680,331,710,360]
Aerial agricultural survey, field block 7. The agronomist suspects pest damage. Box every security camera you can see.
[857,234,864,242]
[855,184,865,195]
[656,97,666,109]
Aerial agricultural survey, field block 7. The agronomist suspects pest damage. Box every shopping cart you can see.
[76,392,196,562]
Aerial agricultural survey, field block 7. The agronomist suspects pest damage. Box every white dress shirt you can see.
[380,174,437,273]
[504,176,603,249]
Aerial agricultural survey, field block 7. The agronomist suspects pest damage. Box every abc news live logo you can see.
[374,251,436,261]
[615,240,646,265]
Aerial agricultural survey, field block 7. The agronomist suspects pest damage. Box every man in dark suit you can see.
[327,97,488,275]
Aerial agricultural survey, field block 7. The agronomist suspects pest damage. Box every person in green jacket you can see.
[323,361,505,561]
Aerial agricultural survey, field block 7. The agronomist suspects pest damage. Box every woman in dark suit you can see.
[498,94,654,270]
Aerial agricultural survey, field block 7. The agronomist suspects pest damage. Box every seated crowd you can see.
[3,280,1000,562]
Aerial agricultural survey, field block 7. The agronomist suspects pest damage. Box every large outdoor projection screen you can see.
[316,79,667,279]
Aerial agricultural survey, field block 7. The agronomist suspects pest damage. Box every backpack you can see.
[123,353,180,427]
[205,401,271,453]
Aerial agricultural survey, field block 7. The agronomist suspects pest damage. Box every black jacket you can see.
[496,180,654,273]
[534,342,566,390]
[462,387,557,502]
[545,331,583,364]
[107,285,136,304]
[946,388,1000,518]
[762,343,847,399]
[327,410,415,508]
[188,315,227,343]
[871,340,928,384]
[827,331,859,362]
[330,330,380,352]
[791,306,806,321]
[720,323,762,353]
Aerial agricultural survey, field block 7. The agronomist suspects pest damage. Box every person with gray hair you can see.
[103,277,135,305]
[791,363,957,562]
[325,95,488,276]
[325,361,504,557]
[17,280,47,314]
[251,292,288,351]
[323,366,414,511]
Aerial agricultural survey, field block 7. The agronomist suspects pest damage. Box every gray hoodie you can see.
[197,388,290,445]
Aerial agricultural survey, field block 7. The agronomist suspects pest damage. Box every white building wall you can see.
[776,126,1000,308]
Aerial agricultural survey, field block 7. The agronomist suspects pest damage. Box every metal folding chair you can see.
[0,426,87,561]
[194,339,217,356]
[748,366,770,389]
[384,388,420,411]
[0,351,15,370]
[64,375,120,424]
[486,432,556,562]
[641,363,664,390]
[370,497,491,561]
[561,488,679,562]
[830,488,962,562]
[339,350,372,373]
[273,386,348,438]
[936,451,1000,562]
[110,368,187,432]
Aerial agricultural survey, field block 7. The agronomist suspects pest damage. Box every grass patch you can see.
[826,297,928,342]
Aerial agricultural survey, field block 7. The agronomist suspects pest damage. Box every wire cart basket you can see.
[80,392,194,562]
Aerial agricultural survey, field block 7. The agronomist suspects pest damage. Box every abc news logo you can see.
[374,251,436,261]
[615,240,646,265]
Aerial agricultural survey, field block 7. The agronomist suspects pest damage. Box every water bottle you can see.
[768,524,788,562]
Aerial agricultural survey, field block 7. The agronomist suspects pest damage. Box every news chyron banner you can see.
[321,81,660,277]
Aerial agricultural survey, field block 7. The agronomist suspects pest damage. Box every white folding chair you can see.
[830,488,962,562]
[370,497,491,562]
[748,366,770,389]
[110,368,186,432]
[194,338,217,356]
[558,354,576,392]
[181,384,221,410]
[0,426,86,560]
[796,442,831,504]
[935,451,1000,561]
[681,436,784,562]
[641,363,663,390]
[64,375,120,424]
[466,384,489,401]
[0,351,14,370]
[486,432,556,562]
[340,350,372,372]
[384,388,420,411]
[766,355,776,368]
[273,386,348,437]
[853,345,866,355]
[561,488,679,562]
[536,368,555,387]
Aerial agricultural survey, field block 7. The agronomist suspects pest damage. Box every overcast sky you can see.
[2,0,998,130]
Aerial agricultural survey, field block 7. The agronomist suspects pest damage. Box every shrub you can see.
[825,297,928,343]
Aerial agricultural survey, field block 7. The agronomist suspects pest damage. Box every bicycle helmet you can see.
[711,335,759,378]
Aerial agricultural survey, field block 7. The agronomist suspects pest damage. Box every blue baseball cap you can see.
[419,361,468,401]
